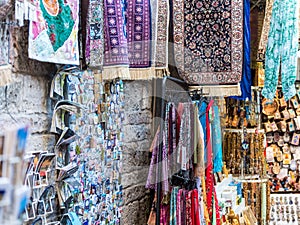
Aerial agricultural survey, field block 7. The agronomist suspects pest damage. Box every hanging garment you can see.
[194,104,205,178]
[170,187,179,225]
[211,105,223,173]
[145,128,159,190]
[198,101,207,163]
[177,103,194,170]
[206,100,221,225]
[262,0,299,101]
[176,189,183,224]
[145,128,169,193]
[191,189,201,225]
[196,178,207,225]
[171,0,243,84]
[169,103,179,176]
[146,103,171,193]
[186,191,193,225]
[160,203,170,225]
[205,100,214,218]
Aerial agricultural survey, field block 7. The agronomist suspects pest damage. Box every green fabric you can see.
[262,0,299,101]
[40,0,75,51]
[212,194,216,225]
[170,187,179,225]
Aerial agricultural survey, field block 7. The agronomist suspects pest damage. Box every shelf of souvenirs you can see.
[215,175,246,216]
[223,128,265,133]
[235,175,269,183]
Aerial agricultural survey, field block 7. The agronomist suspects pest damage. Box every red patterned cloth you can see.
[186,191,192,225]
[206,100,220,225]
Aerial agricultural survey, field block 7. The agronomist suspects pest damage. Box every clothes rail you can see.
[155,76,208,225]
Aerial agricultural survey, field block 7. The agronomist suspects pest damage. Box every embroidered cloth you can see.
[102,0,153,80]
[172,0,244,84]
[28,0,80,65]
[150,0,169,74]
[85,0,104,68]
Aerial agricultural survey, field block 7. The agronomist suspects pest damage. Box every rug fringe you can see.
[102,66,130,80]
[189,83,241,96]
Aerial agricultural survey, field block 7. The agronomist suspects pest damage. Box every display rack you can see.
[0,126,30,224]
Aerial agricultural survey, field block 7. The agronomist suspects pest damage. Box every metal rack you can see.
[155,76,188,225]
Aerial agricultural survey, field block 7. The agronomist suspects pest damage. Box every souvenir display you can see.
[269,194,300,225]
[23,67,124,224]
[223,130,265,178]
[242,182,270,224]
[0,126,30,224]
[1,0,299,224]
[263,89,300,192]
[224,92,261,129]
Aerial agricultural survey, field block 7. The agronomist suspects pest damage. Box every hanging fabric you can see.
[177,102,194,170]
[102,0,155,80]
[171,0,243,84]
[85,0,104,68]
[191,189,200,225]
[211,105,223,173]
[186,191,192,225]
[176,189,184,225]
[169,103,179,176]
[170,187,179,225]
[102,0,130,79]
[262,0,299,101]
[257,0,275,61]
[231,0,252,100]
[205,100,220,225]
[145,128,160,190]
[150,0,170,77]
[28,0,80,65]
[145,127,169,194]
[198,101,207,163]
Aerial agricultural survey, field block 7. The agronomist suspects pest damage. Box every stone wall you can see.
[0,21,57,152]
[0,73,56,152]
[122,80,153,225]
[0,22,153,225]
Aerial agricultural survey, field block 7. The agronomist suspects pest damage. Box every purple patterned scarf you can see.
[103,0,151,79]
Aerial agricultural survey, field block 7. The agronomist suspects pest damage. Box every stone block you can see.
[121,168,149,189]
[26,134,56,153]
[124,110,152,125]
[123,124,151,143]
[121,201,139,225]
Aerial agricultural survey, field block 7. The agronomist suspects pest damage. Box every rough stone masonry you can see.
[0,21,152,225]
